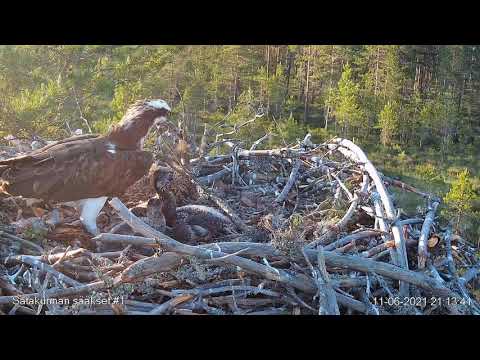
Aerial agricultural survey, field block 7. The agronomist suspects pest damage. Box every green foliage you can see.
[378,101,399,146]
[415,162,439,182]
[307,127,330,144]
[330,64,365,134]
[443,169,478,231]
[275,113,307,145]
[1,44,479,242]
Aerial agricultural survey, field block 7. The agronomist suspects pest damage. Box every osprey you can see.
[0,99,172,235]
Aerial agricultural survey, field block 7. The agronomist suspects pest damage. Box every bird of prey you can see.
[149,164,234,244]
[0,99,172,235]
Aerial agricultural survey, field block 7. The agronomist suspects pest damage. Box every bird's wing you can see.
[1,136,153,202]
[0,134,100,168]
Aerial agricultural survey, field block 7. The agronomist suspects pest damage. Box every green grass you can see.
[364,143,480,241]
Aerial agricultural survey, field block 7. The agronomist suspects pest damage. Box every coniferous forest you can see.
[1,45,478,234]
[0,45,479,315]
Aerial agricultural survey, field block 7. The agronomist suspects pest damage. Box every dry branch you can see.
[417,200,440,269]
[327,138,409,298]
[275,160,301,203]
[1,131,475,316]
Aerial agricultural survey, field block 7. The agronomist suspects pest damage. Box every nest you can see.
[0,133,479,316]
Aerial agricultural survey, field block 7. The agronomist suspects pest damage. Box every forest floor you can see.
[362,144,480,249]
[368,144,480,214]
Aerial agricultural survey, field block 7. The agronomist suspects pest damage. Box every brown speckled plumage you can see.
[0,100,169,202]
[174,204,234,244]
[149,164,234,244]
[145,197,167,232]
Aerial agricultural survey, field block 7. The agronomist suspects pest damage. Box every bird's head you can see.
[144,99,174,131]
[117,98,172,128]
[149,164,174,194]
[109,98,173,149]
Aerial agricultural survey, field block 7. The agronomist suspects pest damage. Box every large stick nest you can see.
[0,129,479,316]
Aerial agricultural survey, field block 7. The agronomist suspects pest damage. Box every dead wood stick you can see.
[109,221,128,234]
[331,173,354,201]
[308,249,459,299]
[109,197,317,293]
[301,245,339,315]
[93,250,125,259]
[444,227,480,313]
[194,183,249,232]
[201,242,284,259]
[94,233,157,247]
[49,247,76,267]
[190,154,231,165]
[172,285,283,299]
[427,262,446,284]
[4,255,83,287]
[335,241,357,254]
[250,133,271,150]
[118,252,183,283]
[335,174,369,229]
[149,294,194,315]
[357,288,380,315]
[0,275,23,296]
[59,268,99,282]
[197,165,232,185]
[195,278,244,289]
[285,288,318,312]
[276,160,301,203]
[26,248,93,266]
[417,200,440,269]
[236,148,304,159]
[173,309,205,315]
[0,230,44,254]
[444,227,457,277]
[328,138,409,296]
[323,230,383,251]
[382,175,437,200]
[362,240,395,258]
[371,249,390,261]
[316,246,340,315]
[330,276,369,289]
[95,235,285,260]
[373,193,397,265]
[0,281,105,305]
[334,292,368,313]
[110,198,459,300]
[399,218,424,226]
[460,265,480,285]
[207,296,276,308]
[122,299,159,311]
[246,308,289,315]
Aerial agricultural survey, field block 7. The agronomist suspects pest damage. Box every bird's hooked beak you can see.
[154,116,168,130]
[153,112,176,133]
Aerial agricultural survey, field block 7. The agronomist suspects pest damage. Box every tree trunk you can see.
[374,46,380,96]
[283,48,293,105]
[304,46,311,122]
[266,45,270,117]
[324,46,336,130]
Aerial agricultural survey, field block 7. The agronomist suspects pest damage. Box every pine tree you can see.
[331,64,365,137]
[443,169,478,232]
[378,101,399,146]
